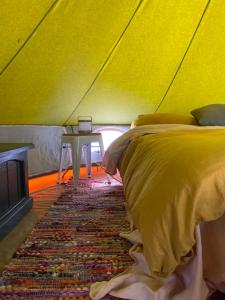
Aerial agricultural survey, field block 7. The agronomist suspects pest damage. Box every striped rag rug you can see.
[0,180,132,299]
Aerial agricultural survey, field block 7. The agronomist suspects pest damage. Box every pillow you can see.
[191,104,225,126]
[132,113,197,127]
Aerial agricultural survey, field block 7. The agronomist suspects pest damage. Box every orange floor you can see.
[29,166,106,193]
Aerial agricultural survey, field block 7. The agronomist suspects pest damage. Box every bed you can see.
[90,114,225,300]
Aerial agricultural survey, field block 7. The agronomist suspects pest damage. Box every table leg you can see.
[98,137,111,184]
[71,139,82,188]
[98,137,105,159]
[86,143,92,177]
[57,141,65,184]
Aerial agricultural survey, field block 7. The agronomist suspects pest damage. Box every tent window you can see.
[93,127,125,150]
[89,127,125,162]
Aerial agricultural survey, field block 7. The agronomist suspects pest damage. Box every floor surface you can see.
[0,167,110,271]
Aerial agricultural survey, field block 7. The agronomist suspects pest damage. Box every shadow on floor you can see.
[210,291,225,300]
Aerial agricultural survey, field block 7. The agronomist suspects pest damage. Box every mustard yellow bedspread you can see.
[105,125,225,280]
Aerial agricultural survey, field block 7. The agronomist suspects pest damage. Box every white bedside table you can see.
[58,132,108,188]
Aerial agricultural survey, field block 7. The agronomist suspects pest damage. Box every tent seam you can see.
[154,0,212,113]
[0,0,60,76]
[63,0,145,125]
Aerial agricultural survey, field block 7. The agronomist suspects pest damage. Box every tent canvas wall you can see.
[1,0,225,174]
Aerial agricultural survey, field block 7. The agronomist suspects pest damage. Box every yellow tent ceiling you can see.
[0,0,224,125]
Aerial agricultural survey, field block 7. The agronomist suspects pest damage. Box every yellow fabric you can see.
[0,0,140,124]
[0,0,55,72]
[119,127,225,278]
[132,113,196,127]
[68,1,209,125]
[1,0,218,125]
[159,1,225,114]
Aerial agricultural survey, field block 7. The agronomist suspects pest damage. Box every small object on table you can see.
[78,116,92,133]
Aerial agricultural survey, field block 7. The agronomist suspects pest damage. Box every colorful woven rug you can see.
[0,179,132,299]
